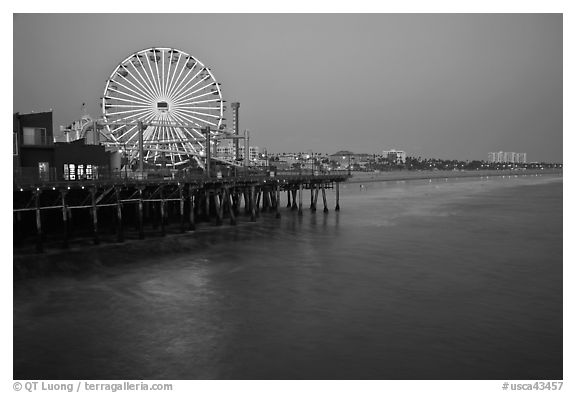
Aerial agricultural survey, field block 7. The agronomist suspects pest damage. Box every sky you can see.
[13,13,563,161]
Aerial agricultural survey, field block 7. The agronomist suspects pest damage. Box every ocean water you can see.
[13,174,563,380]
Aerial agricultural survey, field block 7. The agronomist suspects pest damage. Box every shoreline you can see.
[345,169,562,184]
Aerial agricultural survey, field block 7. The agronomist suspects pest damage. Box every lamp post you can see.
[137,121,144,178]
[124,144,128,179]
[202,126,211,178]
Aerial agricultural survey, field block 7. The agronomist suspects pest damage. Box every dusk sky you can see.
[13,13,562,161]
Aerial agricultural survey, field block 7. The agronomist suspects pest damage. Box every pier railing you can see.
[13,166,350,189]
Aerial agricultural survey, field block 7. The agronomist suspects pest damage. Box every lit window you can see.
[86,164,93,180]
[78,164,85,179]
[69,164,76,181]
[64,164,69,180]
[38,162,49,181]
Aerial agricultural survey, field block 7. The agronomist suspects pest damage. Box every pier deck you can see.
[13,172,349,253]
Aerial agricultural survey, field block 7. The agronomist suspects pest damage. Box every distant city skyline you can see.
[13,14,562,162]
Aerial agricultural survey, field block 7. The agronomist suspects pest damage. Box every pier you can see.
[13,171,348,253]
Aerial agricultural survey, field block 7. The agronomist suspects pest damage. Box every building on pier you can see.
[13,111,54,171]
[14,111,111,182]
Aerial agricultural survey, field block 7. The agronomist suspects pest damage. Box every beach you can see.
[345,168,562,184]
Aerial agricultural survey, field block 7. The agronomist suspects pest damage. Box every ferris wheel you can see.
[101,47,225,167]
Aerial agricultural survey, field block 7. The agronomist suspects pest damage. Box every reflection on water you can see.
[14,175,563,379]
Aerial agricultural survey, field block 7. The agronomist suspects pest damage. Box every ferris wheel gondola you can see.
[101,47,225,168]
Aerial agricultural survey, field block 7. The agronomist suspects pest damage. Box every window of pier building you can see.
[22,127,50,146]
[63,163,97,181]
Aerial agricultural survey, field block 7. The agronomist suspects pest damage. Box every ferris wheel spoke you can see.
[146,51,162,99]
[116,124,138,142]
[122,65,159,102]
[152,51,163,98]
[120,110,157,142]
[164,50,176,98]
[142,53,162,98]
[175,111,221,129]
[175,98,223,106]
[169,111,206,142]
[106,104,151,109]
[171,90,217,107]
[165,52,183,100]
[107,107,151,118]
[105,94,150,106]
[168,110,202,132]
[116,68,158,102]
[173,106,219,111]
[142,125,157,159]
[146,125,160,162]
[105,90,150,107]
[142,51,161,97]
[171,74,210,102]
[168,59,200,100]
[168,63,202,102]
[113,108,156,125]
[172,78,214,105]
[108,78,154,104]
[166,56,191,100]
[166,112,199,157]
[171,73,210,104]
[166,124,189,157]
[161,49,166,97]
[131,56,161,101]
[172,108,217,127]
[175,107,222,119]
[166,129,181,165]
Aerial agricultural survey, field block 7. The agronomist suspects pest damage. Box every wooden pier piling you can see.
[275,184,281,218]
[115,187,124,243]
[335,182,340,211]
[188,185,196,231]
[61,190,69,249]
[91,188,99,245]
[35,190,43,253]
[159,187,166,236]
[138,188,144,239]
[298,184,303,216]
[13,172,348,252]
[179,185,185,233]
[250,186,256,221]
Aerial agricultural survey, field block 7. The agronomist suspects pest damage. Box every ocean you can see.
[13,173,563,380]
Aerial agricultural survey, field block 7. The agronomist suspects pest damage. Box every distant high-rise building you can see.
[382,149,406,164]
[488,151,527,163]
[515,152,527,163]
